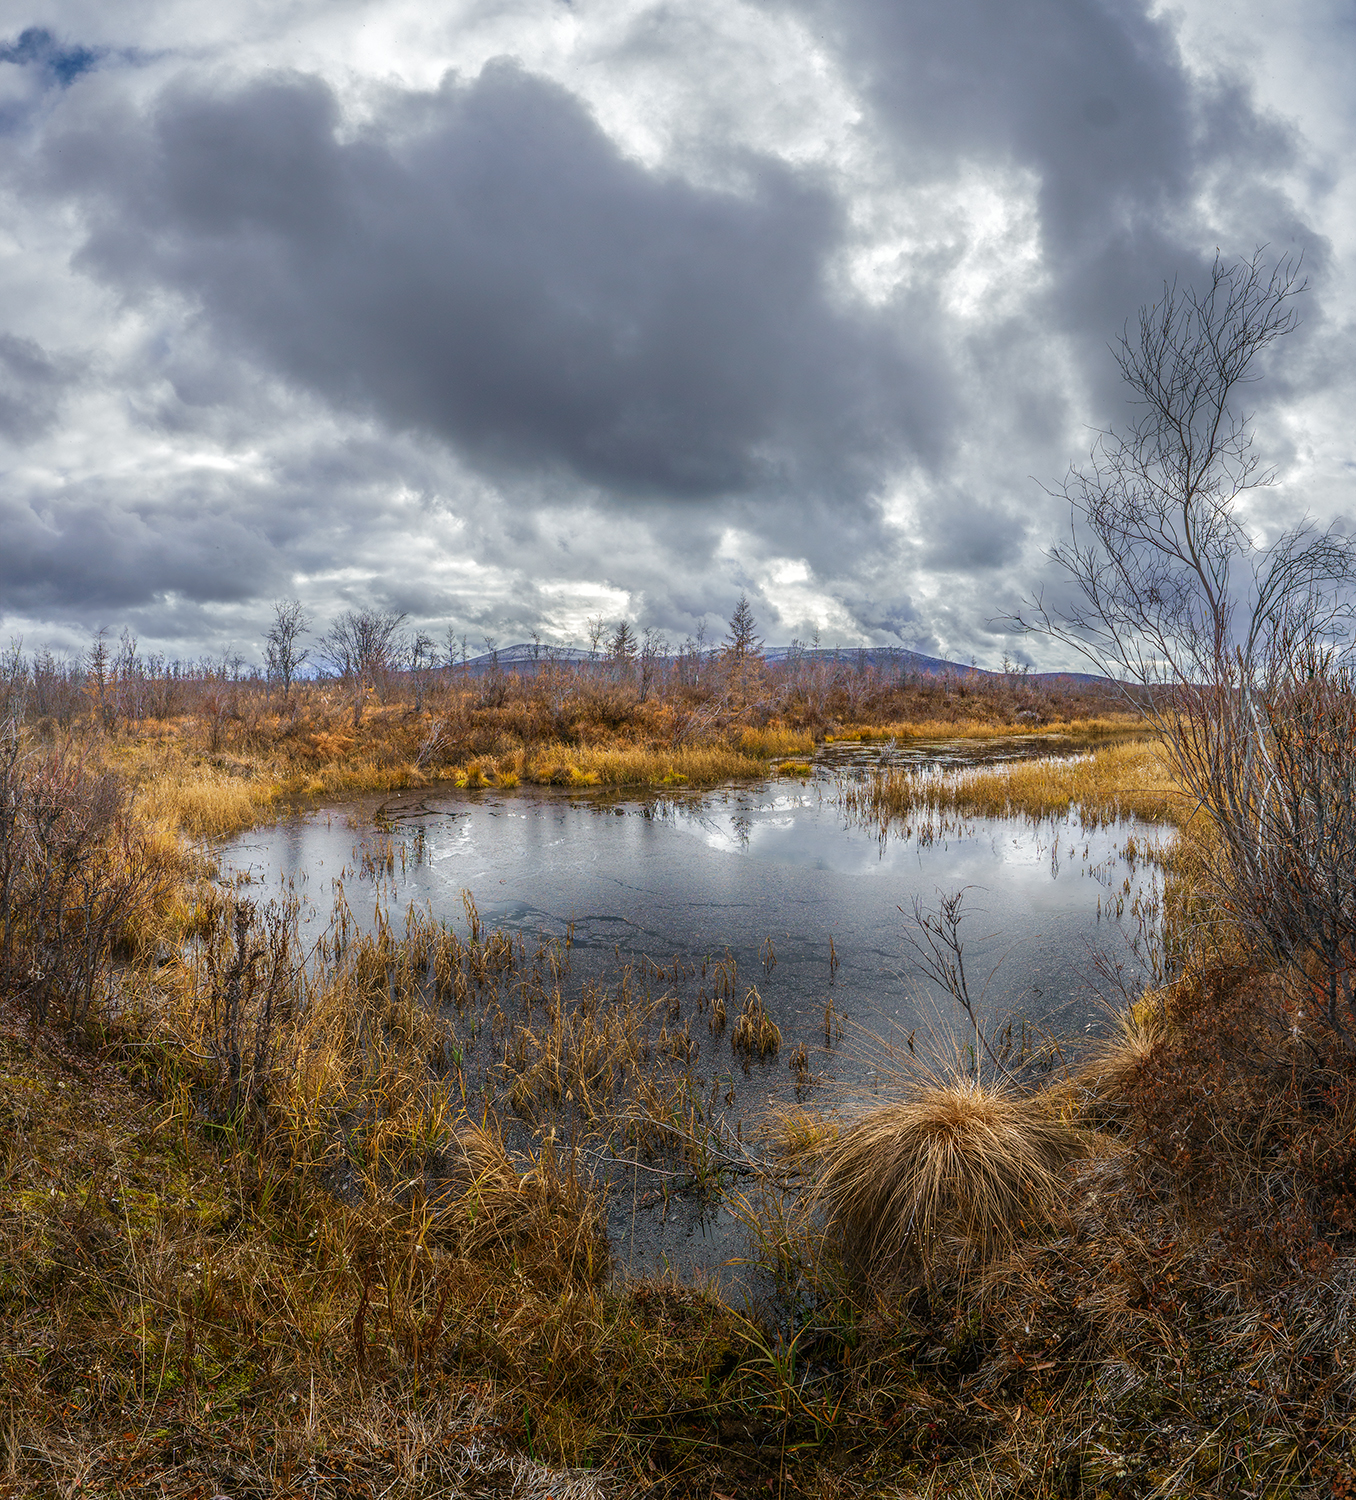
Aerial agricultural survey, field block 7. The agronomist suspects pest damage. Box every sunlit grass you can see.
[846,734,1185,829]
[520,740,768,787]
[831,713,1144,744]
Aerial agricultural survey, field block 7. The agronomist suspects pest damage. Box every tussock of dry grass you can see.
[816,1070,1084,1289]
[730,987,780,1067]
[1074,994,1164,1106]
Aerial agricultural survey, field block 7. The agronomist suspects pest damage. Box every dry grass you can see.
[814,1066,1084,1291]
[0,997,740,1497]
[831,713,1142,744]
[520,740,767,788]
[14,670,1356,1494]
[1073,993,1165,1107]
[730,987,781,1068]
[130,752,279,837]
[846,733,1184,831]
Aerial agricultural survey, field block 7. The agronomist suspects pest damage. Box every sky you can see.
[0,0,1353,669]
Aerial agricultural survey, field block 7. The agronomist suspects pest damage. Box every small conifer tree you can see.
[723,594,762,662]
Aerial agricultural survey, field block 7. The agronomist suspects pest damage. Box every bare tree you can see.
[1016,250,1356,1043]
[318,607,408,726]
[264,598,311,705]
[902,889,1016,1086]
[408,630,437,711]
[639,626,668,701]
[1018,251,1351,701]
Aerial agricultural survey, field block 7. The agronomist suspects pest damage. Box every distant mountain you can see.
[451,642,1110,688]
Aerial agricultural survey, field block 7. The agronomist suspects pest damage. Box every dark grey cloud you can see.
[0,0,1336,665]
[37,60,941,505]
[0,475,278,614]
[790,0,1316,379]
[0,332,78,440]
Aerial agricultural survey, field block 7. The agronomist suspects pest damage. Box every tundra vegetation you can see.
[4,259,1356,1497]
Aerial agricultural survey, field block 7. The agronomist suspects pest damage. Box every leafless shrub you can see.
[319,606,409,725]
[201,896,300,1122]
[1016,251,1356,1042]
[1211,652,1356,1041]
[0,735,161,1030]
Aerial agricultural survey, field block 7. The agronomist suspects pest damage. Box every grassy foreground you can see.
[4,690,1356,1494]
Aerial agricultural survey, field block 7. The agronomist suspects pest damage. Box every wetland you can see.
[217,734,1172,1284]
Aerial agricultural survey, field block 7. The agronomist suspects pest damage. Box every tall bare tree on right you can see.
[1016,250,1356,1042]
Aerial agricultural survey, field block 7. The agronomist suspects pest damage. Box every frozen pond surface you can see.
[218,738,1170,1286]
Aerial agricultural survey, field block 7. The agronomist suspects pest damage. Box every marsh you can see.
[219,737,1171,1280]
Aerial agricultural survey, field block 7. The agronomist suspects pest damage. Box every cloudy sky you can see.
[1,1,1353,668]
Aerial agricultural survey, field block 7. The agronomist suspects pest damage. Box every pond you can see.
[219,736,1170,1285]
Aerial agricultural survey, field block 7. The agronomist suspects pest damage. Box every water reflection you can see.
[218,738,1171,1281]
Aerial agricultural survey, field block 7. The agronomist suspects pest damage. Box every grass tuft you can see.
[730,987,780,1067]
[815,1066,1083,1290]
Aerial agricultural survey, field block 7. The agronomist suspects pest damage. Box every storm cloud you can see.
[0,0,1349,662]
[43,62,939,500]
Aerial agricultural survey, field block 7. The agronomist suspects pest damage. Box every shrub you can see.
[0,732,162,1031]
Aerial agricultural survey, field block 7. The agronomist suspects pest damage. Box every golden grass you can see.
[815,1067,1083,1290]
[1074,994,1164,1105]
[847,734,1185,830]
[737,725,816,758]
[830,713,1143,744]
[0,999,720,1495]
[521,740,766,788]
[111,741,461,839]
[132,755,278,837]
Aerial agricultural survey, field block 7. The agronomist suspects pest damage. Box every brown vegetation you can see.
[815,1067,1084,1292]
[5,633,1356,1494]
[844,733,1179,832]
[2,636,1129,837]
